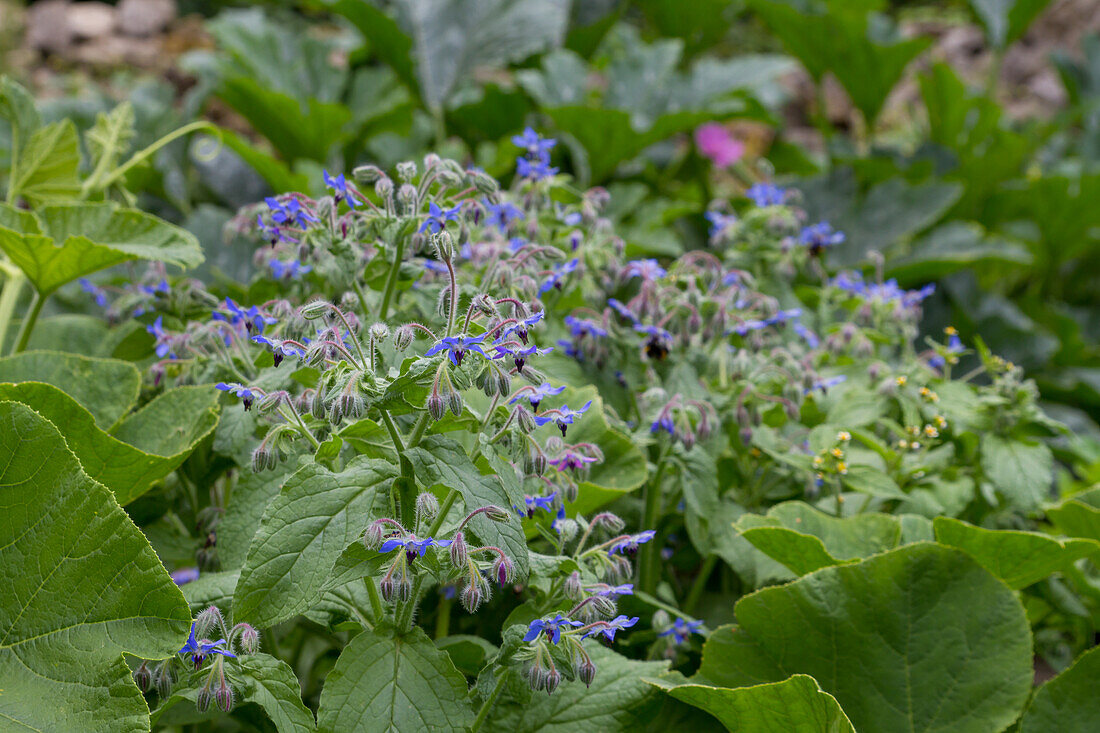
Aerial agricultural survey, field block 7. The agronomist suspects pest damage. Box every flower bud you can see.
[251,444,273,473]
[215,682,235,712]
[416,492,439,523]
[564,571,584,602]
[545,668,562,695]
[527,664,549,692]
[300,299,331,320]
[397,184,418,215]
[396,160,418,182]
[239,624,260,654]
[562,480,579,503]
[153,663,174,698]
[460,580,485,613]
[468,168,499,195]
[740,426,753,446]
[578,658,597,687]
[195,606,224,639]
[427,393,446,421]
[394,325,415,351]
[593,596,617,617]
[196,686,214,713]
[434,230,455,261]
[375,176,394,201]
[133,662,152,692]
[449,532,468,568]
[492,555,514,585]
[593,513,625,533]
[353,165,384,184]
[398,576,413,603]
[557,518,579,541]
[311,393,329,420]
[516,405,536,433]
[484,505,512,522]
[379,576,396,603]
[447,390,464,417]
[364,522,385,550]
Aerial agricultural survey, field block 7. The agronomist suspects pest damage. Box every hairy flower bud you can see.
[196,686,214,713]
[379,576,396,603]
[133,662,152,692]
[397,184,418,215]
[468,168,499,195]
[593,513,625,533]
[215,682,235,712]
[353,164,384,184]
[558,518,579,542]
[394,325,415,351]
[449,532,468,568]
[364,522,385,550]
[447,389,464,417]
[483,505,512,523]
[416,492,439,523]
[515,405,536,433]
[578,658,597,687]
[562,480,579,503]
[396,160,418,182]
[564,571,584,602]
[460,580,485,613]
[492,555,515,585]
[434,230,455,261]
[251,444,274,473]
[426,392,446,421]
[593,596,617,617]
[239,624,260,655]
[195,606,224,639]
[375,176,394,201]
[545,668,562,695]
[397,576,413,603]
[153,663,174,698]
[300,299,331,320]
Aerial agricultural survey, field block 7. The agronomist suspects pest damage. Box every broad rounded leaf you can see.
[933,516,1100,588]
[980,434,1053,511]
[646,674,855,733]
[234,457,398,627]
[0,401,191,732]
[317,627,473,732]
[0,350,140,428]
[716,543,1032,732]
[1019,645,1100,732]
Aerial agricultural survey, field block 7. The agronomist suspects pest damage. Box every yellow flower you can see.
[830,448,844,459]
[923,425,939,438]
[836,462,848,475]
[837,431,851,442]
[944,326,957,336]
[813,456,824,467]
[895,375,907,386]
[934,415,947,429]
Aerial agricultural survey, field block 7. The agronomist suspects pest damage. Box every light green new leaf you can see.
[1019,645,1100,732]
[981,434,1053,510]
[10,119,82,206]
[933,516,1100,588]
[0,401,191,732]
[486,645,672,732]
[710,543,1033,732]
[0,382,218,504]
[0,350,140,428]
[86,102,136,182]
[646,674,855,733]
[0,202,203,296]
[0,76,41,145]
[233,457,398,628]
[968,0,1053,49]
[316,627,474,732]
[406,434,530,580]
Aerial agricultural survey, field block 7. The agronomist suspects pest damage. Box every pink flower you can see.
[694,123,744,168]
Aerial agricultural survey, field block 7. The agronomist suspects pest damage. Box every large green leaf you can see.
[1047,490,1100,543]
[219,462,297,569]
[886,222,1033,286]
[933,516,1100,589]
[215,127,312,194]
[233,457,398,627]
[9,119,82,206]
[0,382,218,504]
[750,0,930,123]
[981,434,1053,511]
[0,401,191,732]
[968,0,1054,49]
[0,202,203,296]
[736,502,901,575]
[406,434,530,580]
[1018,645,1100,732]
[707,543,1033,732]
[0,350,140,428]
[316,627,473,732]
[486,645,673,731]
[646,674,856,733]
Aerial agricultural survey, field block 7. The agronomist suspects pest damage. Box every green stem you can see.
[379,410,406,453]
[435,597,452,639]
[638,447,671,594]
[378,233,407,322]
[470,669,510,733]
[0,270,26,353]
[406,412,430,449]
[92,121,218,193]
[280,406,320,450]
[352,278,371,323]
[683,555,717,615]
[11,290,44,354]
[365,577,384,623]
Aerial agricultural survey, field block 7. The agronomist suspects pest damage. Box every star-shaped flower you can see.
[323,169,361,208]
[534,400,593,436]
[425,333,489,366]
[523,613,582,645]
[419,202,461,234]
[179,622,237,669]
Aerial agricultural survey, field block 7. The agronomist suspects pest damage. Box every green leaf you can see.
[486,645,673,731]
[968,0,1053,49]
[233,457,398,627]
[981,434,1053,510]
[646,674,856,733]
[1047,491,1100,543]
[840,464,908,500]
[0,202,203,296]
[0,382,218,504]
[231,653,317,732]
[705,543,1033,732]
[1019,645,1100,732]
[86,102,136,181]
[0,350,140,428]
[407,434,530,580]
[736,501,901,575]
[219,462,297,569]
[886,222,1033,286]
[10,119,82,206]
[0,76,41,146]
[0,401,191,732]
[214,127,311,194]
[933,517,1100,589]
[750,0,930,123]
[316,627,474,732]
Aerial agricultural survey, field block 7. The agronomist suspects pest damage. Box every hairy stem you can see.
[11,289,44,354]
[470,668,510,733]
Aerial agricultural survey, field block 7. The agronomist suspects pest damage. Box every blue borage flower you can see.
[139,279,169,296]
[582,614,639,642]
[705,210,738,237]
[509,383,565,411]
[793,322,820,348]
[607,298,637,323]
[171,567,200,586]
[265,196,318,230]
[831,271,935,308]
[651,413,675,435]
[269,259,312,280]
[523,614,582,644]
[425,333,488,366]
[539,258,580,295]
[213,298,271,334]
[799,221,846,251]
[622,259,666,281]
[485,200,524,232]
[323,170,361,208]
[728,308,802,336]
[548,450,599,472]
[216,382,257,410]
[929,327,965,369]
[517,151,559,180]
[493,311,544,344]
[586,583,633,598]
[658,618,704,644]
[564,315,608,339]
[78,278,110,307]
[179,622,237,669]
[380,535,453,556]
[251,334,306,367]
[805,375,847,394]
[607,530,656,556]
[490,342,553,372]
[512,127,556,157]
[534,400,593,437]
[745,183,787,207]
[515,491,558,519]
[420,202,461,234]
[146,315,174,358]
